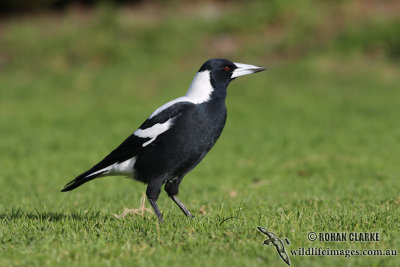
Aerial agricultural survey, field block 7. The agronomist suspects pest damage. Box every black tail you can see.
[61,170,106,192]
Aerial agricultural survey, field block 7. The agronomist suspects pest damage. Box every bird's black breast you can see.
[134,99,227,183]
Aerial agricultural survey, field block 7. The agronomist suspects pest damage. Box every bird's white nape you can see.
[185,70,213,103]
[148,70,213,119]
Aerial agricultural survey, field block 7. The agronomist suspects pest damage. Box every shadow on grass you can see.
[0,208,108,221]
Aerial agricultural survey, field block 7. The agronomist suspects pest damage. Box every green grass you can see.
[1,1,400,266]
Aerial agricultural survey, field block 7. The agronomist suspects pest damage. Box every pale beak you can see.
[232,62,266,78]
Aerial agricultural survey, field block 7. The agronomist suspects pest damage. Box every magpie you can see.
[61,58,265,222]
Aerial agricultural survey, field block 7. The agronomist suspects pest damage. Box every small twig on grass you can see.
[114,192,154,218]
[199,205,207,216]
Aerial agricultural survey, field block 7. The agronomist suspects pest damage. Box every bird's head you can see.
[186,59,265,102]
[200,58,265,87]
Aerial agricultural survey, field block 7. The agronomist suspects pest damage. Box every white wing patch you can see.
[91,157,137,177]
[149,70,213,119]
[134,117,175,147]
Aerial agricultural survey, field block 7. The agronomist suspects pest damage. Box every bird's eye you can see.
[224,66,230,72]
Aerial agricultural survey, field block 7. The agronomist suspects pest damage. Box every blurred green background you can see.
[0,0,399,266]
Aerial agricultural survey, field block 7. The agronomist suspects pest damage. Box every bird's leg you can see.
[148,199,163,223]
[146,180,164,223]
[171,195,194,218]
[165,177,194,218]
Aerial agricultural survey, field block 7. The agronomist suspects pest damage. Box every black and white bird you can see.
[61,58,265,222]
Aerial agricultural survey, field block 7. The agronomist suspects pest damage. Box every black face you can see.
[198,59,237,89]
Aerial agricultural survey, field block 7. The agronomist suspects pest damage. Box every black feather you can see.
[61,170,106,192]
[61,102,193,192]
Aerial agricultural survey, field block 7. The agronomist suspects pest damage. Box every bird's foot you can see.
[186,210,195,218]
[114,193,154,218]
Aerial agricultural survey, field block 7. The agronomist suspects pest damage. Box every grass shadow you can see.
[0,208,108,222]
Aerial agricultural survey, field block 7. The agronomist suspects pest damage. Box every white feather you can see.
[91,157,137,176]
[134,117,175,147]
[185,70,213,104]
[149,70,213,119]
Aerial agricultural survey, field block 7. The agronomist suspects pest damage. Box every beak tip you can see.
[256,67,267,72]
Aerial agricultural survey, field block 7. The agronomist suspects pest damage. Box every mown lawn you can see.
[0,1,399,266]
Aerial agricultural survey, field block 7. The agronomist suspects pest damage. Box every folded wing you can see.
[61,101,193,192]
